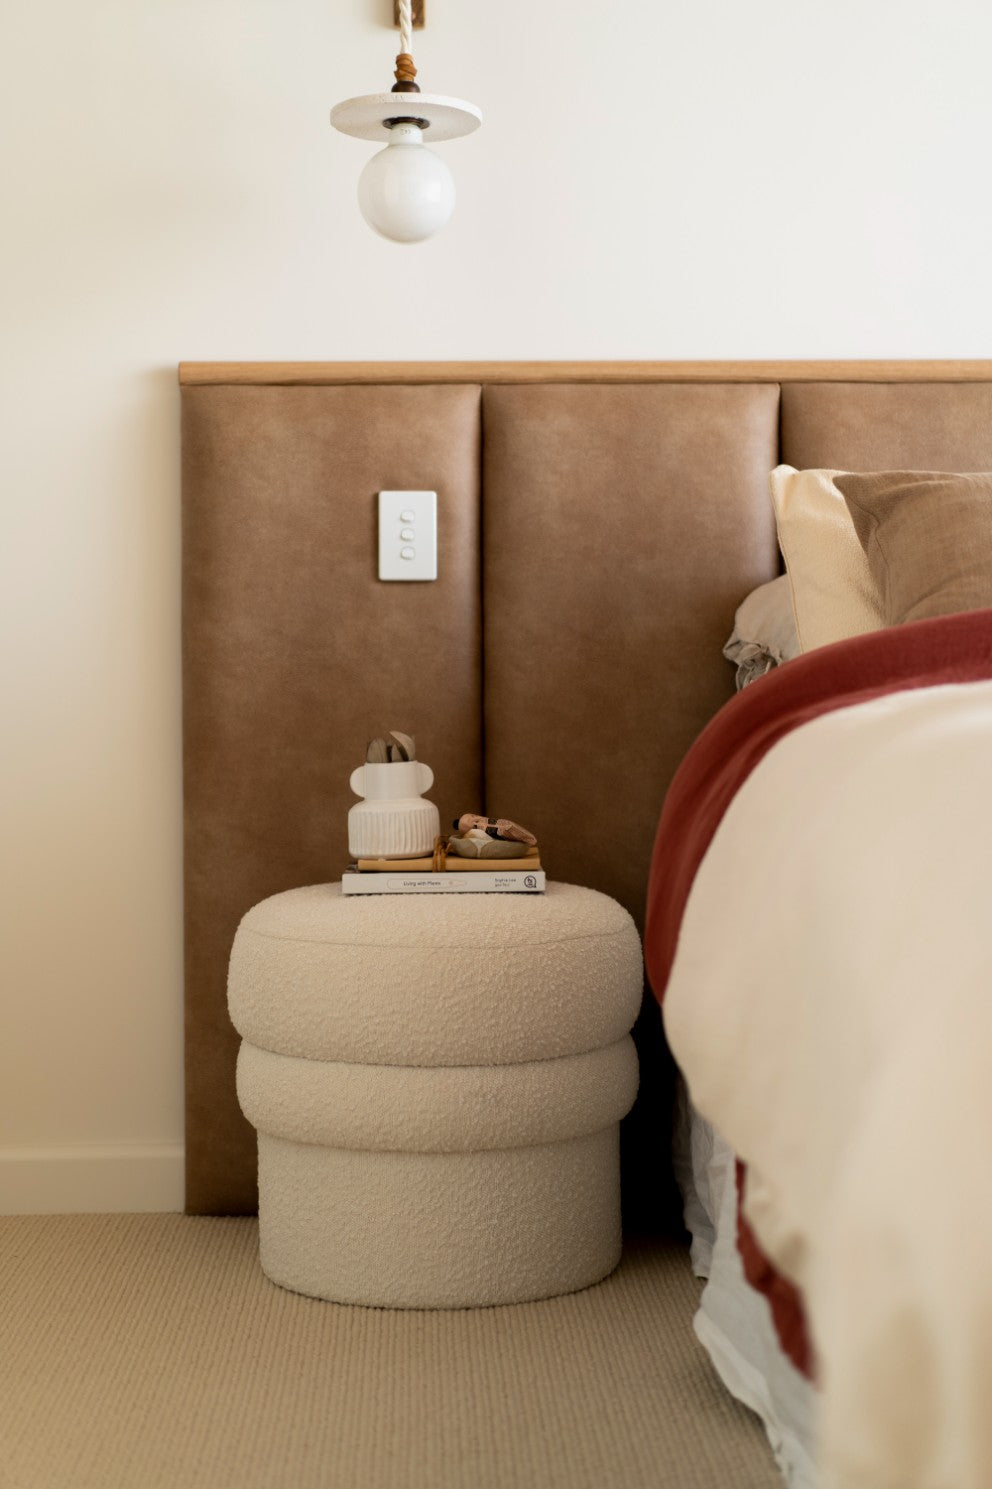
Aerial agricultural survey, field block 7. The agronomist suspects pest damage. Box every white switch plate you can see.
[378,490,437,581]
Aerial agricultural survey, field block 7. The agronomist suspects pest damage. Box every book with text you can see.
[342,870,546,895]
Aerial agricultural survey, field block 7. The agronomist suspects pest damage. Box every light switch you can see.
[378,491,437,581]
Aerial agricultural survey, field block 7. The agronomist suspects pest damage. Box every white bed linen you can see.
[677,1093,817,1488]
[664,678,992,1489]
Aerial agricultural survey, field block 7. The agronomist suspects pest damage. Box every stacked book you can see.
[342,847,545,895]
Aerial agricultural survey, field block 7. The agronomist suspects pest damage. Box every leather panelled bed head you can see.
[482,382,779,928]
[180,362,992,1216]
[781,381,992,470]
[182,382,483,1214]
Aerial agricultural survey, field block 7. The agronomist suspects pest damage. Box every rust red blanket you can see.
[643,606,992,1376]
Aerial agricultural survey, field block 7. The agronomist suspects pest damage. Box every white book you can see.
[341,870,546,895]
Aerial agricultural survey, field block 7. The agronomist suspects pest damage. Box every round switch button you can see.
[400,528,415,541]
[400,546,416,560]
[399,510,415,523]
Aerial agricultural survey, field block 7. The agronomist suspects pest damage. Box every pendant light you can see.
[330,0,482,243]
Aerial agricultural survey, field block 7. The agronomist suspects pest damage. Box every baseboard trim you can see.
[0,1144,185,1215]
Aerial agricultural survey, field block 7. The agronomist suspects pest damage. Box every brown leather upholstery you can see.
[481,384,780,1233]
[782,382,992,470]
[482,383,780,927]
[182,384,483,1213]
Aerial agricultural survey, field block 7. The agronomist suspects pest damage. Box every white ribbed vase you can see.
[347,761,440,859]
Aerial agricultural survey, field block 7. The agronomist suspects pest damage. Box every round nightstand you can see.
[228,881,642,1308]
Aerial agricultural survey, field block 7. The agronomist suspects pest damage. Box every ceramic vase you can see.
[347,761,440,859]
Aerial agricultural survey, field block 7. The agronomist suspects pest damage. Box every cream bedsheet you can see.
[663,677,992,1489]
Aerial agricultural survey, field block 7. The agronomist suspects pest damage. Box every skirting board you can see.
[0,1145,185,1215]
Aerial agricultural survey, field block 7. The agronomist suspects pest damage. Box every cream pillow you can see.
[770,465,886,652]
[723,575,801,689]
[835,471,992,625]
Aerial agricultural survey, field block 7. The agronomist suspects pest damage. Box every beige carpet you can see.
[0,1216,783,1489]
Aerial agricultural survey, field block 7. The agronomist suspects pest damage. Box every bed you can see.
[180,360,992,1489]
[645,469,992,1487]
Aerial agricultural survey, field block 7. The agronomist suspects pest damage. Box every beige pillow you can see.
[722,575,801,689]
[835,471,992,625]
[769,465,885,651]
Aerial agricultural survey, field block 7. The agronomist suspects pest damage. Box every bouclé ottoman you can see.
[228,881,642,1308]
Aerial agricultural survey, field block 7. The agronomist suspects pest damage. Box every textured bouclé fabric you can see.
[228,880,643,1307]
[228,881,643,1067]
[237,1036,639,1152]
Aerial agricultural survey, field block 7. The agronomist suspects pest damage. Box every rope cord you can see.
[393,0,418,88]
[398,0,413,60]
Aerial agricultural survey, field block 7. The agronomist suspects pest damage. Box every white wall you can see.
[3,0,991,1212]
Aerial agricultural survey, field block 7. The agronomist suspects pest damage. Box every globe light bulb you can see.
[357,122,455,243]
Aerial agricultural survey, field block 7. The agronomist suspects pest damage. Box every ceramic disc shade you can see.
[330,93,483,143]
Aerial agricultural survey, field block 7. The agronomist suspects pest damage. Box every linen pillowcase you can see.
[770,465,885,651]
[723,575,801,689]
[834,471,992,625]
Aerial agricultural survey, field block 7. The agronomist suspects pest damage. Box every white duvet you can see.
[663,677,992,1489]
